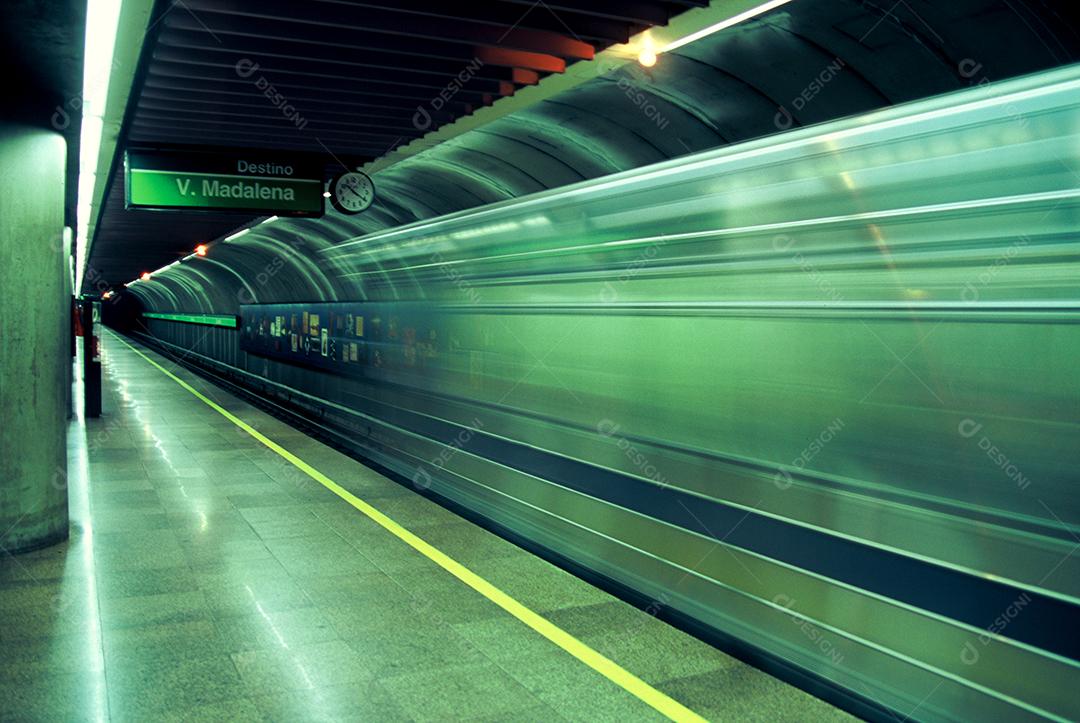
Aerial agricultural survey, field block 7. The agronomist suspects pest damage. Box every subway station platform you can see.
[0,333,852,722]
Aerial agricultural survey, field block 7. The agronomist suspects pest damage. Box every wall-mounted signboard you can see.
[125,149,325,216]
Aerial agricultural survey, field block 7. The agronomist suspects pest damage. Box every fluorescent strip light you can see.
[82,0,123,118]
[75,0,123,291]
[662,0,794,52]
[151,260,179,275]
[225,228,251,242]
[261,215,279,225]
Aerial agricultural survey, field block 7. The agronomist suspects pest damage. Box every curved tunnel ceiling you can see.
[116,0,1080,310]
[351,0,1080,225]
[86,0,707,291]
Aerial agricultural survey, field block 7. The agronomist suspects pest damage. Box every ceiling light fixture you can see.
[661,0,795,53]
[75,0,124,292]
[638,32,657,67]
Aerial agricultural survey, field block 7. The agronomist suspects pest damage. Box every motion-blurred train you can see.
[129,64,1080,721]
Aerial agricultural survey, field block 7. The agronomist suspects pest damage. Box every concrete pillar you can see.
[0,123,69,552]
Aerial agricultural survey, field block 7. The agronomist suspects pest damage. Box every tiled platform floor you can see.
[0,333,855,721]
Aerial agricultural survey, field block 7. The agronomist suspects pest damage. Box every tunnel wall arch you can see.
[124,0,1079,317]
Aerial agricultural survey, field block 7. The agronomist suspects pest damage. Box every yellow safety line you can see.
[110,332,707,723]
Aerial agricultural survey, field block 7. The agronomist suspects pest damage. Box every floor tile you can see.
[202,576,314,619]
[0,633,106,678]
[99,589,211,629]
[90,489,164,512]
[0,600,99,641]
[84,476,154,492]
[390,569,506,625]
[93,543,189,573]
[182,537,273,567]
[107,655,247,721]
[542,601,657,639]
[145,696,266,723]
[506,651,667,723]
[452,616,560,663]
[0,543,91,583]
[381,662,541,722]
[232,639,375,693]
[227,491,314,510]
[0,670,108,722]
[345,619,488,678]
[252,680,409,722]
[466,555,614,612]
[267,535,380,579]
[349,534,445,574]
[0,577,91,615]
[464,703,568,722]
[297,570,406,608]
[103,618,227,668]
[318,598,432,641]
[190,558,295,590]
[92,528,182,553]
[406,521,523,563]
[214,607,340,653]
[90,510,172,532]
[657,665,858,722]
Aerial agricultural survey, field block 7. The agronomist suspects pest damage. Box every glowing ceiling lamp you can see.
[195,244,208,256]
[638,32,657,67]
[140,272,152,281]
[661,0,795,53]
[75,0,123,291]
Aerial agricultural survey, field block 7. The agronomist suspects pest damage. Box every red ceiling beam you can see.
[475,46,565,74]
[481,27,595,61]
[512,68,540,85]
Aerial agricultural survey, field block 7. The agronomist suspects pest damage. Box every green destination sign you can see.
[125,149,325,216]
[143,312,238,328]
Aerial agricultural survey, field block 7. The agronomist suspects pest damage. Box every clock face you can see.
[330,171,375,214]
